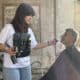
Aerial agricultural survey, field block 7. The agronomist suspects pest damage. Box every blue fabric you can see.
[3,65,32,80]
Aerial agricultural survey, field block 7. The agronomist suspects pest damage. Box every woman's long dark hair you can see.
[11,3,35,32]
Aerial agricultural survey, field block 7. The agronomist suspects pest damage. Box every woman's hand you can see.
[47,39,57,46]
[5,47,16,56]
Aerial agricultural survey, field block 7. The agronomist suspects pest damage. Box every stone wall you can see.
[40,0,55,68]
[0,0,3,30]
[56,0,75,39]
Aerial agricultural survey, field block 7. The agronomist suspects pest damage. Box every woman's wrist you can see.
[0,45,7,52]
[4,47,9,53]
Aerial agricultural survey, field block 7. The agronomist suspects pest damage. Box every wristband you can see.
[47,41,50,46]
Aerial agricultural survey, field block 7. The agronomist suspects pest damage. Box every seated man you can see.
[40,28,80,80]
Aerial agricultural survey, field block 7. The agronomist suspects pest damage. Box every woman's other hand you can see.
[47,39,58,46]
[5,47,16,56]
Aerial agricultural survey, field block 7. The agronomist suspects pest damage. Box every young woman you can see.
[0,3,55,80]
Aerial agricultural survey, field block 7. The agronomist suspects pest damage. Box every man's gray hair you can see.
[66,28,77,43]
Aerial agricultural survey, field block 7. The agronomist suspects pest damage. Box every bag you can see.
[13,32,31,58]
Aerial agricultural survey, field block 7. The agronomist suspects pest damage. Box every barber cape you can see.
[40,46,80,80]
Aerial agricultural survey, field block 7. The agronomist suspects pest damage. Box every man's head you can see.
[61,28,77,47]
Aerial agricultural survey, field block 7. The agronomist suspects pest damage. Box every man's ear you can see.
[71,37,75,43]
